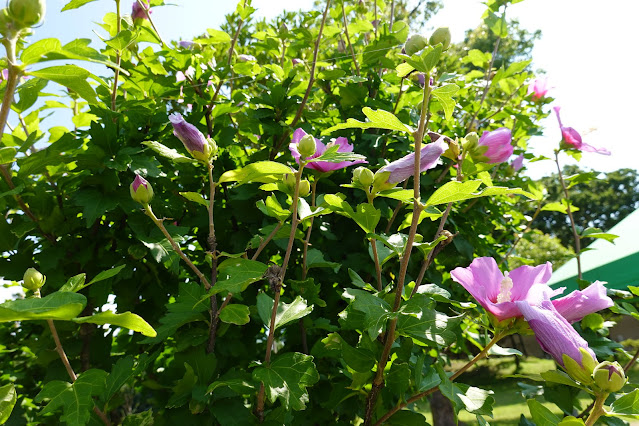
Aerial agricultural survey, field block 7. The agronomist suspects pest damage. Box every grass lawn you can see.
[417,356,639,425]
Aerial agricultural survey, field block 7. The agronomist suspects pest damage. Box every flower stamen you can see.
[497,273,513,303]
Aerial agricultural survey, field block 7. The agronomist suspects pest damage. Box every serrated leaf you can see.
[219,161,292,185]
[0,292,86,322]
[610,389,639,419]
[35,369,107,425]
[431,84,459,120]
[212,259,268,295]
[73,189,120,227]
[351,203,381,234]
[396,294,460,346]
[425,180,534,207]
[0,384,17,424]
[142,140,196,163]
[323,107,414,135]
[29,65,98,104]
[257,294,313,330]
[61,0,97,11]
[342,288,394,340]
[219,304,250,325]
[180,191,209,208]
[527,399,561,425]
[73,311,156,337]
[104,30,135,51]
[103,356,134,401]
[252,352,319,411]
[257,194,290,221]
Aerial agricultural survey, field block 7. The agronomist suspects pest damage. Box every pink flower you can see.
[132,0,151,20]
[377,138,447,184]
[477,128,513,164]
[510,154,524,172]
[554,107,610,155]
[528,77,549,101]
[176,71,186,82]
[450,257,613,322]
[289,128,367,173]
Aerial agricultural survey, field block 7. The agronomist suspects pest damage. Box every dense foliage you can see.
[0,0,638,425]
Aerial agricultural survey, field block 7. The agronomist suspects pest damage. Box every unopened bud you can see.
[352,166,374,187]
[462,132,479,152]
[130,174,154,205]
[207,138,218,158]
[283,174,296,190]
[404,34,428,56]
[562,348,598,385]
[298,180,311,197]
[593,361,626,393]
[429,27,451,50]
[298,134,317,158]
[0,9,13,36]
[8,0,45,27]
[23,268,45,292]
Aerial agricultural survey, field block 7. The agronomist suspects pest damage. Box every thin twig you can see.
[499,199,543,266]
[465,36,501,132]
[144,205,211,288]
[555,151,582,280]
[136,0,165,47]
[251,222,283,261]
[341,1,360,77]
[206,164,219,353]
[111,0,122,111]
[270,0,331,159]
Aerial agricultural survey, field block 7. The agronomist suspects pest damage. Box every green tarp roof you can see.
[548,208,639,292]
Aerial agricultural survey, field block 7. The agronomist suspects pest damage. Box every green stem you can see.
[554,151,582,280]
[256,165,305,421]
[144,205,211,288]
[364,73,432,426]
[584,393,607,426]
[374,330,509,425]
[136,0,165,47]
[341,0,360,77]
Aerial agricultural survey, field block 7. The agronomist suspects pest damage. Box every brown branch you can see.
[465,36,501,132]
[111,0,122,111]
[341,1,360,77]
[555,151,582,279]
[251,222,283,261]
[206,164,219,353]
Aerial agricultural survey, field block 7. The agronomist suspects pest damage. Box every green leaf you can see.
[376,188,414,203]
[59,273,87,292]
[305,249,340,273]
[257,195,290,221]
[104,30,135,51]
[219,161,292,185]
[61,0,97,11]
[73,311,156,337]
[256,294,313,330]
[180,192,209,208]
[323,107,414,135]
[351,203,381,234]
[252,352,319,411]
[527,399,561,425]
[386,363,412,397]
[0,147,16,165]
[167,363,197,408]
[540,370,581,388]
[342,288,394,340]
[142,141,196,163]
[565,171,599,189]
[29,65,98,104]
[610,389,639,419]
[0,292,86,321]
[396,294,460,346]
[424,180,534,207]
[290,278,327,308]
[213,259,268,295]
[122,410,154,426]
[310,144,366,164]
[219,304,250,325]
[73,189,120,227]
[541,200,580,214]
[203,29,232,44]
[0,384,17,424]
[35,369,107,425]
[557,417,585,425]
[431,84,459,120]
[87,264,126,286]
[484,10,508,37]
[464,49,491,67]
[580,227,619,243]
[103,356,134,401]
[401,44,443,74]
[297,198,326,221]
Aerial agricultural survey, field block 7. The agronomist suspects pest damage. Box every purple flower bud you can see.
[528,77,549,101]
[516,297,597,368]
[238,54,257,62]
[130,174,154,204]
[371,19,380,29]
[292,58,303,66]
[132,0,151,20]
[169,113,207,157]
[179,40,195,49]
[474,127,513,164]
[377,138,447,184]
[510,154,524,172]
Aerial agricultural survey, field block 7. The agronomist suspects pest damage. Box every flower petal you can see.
[450,257,503,313]
[508,262,553,301]
[551,281,613,323]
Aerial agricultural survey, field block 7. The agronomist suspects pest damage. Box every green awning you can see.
[548,208,639,292]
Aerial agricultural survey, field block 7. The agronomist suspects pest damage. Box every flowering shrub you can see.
[0,0,637,425]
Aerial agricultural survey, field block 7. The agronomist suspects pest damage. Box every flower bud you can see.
[593,361,626,393]
[298,180,311,197]
[283,174,296,190]
[462,132,479,152]
[23,267,45,292]
[404,34,428,56]
[352,166,374,187]
[429,27,451,50]
[132,0,151,20]
[237,54,257,62]
[8,0,45,27]
[169,113,214,163]
[297,134,317,158]
[130,174,154,205]
[562,347,597,385]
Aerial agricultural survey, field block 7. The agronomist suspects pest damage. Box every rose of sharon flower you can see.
[528,77,549,101]
[377,138,447,184]
[289,128,367,172]
[554,107,610,155]
[516,297,597,367]
[168,113,216,162]
[477,128,513,164]
[132,0,151,20]
[450,257,613,322]
[510,153,524,172]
